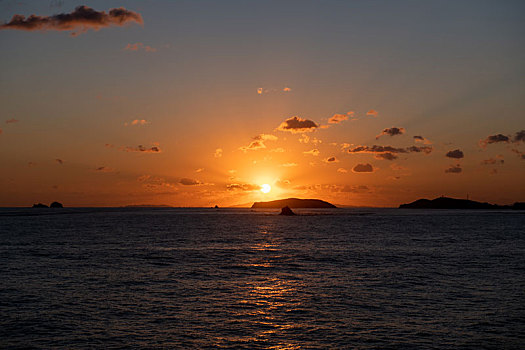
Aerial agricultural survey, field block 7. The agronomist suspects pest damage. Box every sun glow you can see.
[261,184,271,193]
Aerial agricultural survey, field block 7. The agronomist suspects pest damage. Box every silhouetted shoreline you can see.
[252,198,337,209]
[399,197,525,210]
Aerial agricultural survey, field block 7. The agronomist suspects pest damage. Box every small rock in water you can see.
[279,206,296,216]
[32,203,48,208]
[50,201,63,208]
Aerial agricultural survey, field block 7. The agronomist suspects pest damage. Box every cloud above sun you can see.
[0,6,143,36]
[277,116,319,133]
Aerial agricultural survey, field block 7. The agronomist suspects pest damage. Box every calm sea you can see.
[0,208,524,349]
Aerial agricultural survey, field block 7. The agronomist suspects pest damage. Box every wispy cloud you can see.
[94,166,114,173]
[124,119,149,126]
[277,116,318,133]
[226,183,261,191]
[281,163,298,167]
[445,164,462,173]
[0,6,143,36]
[303,149,320,156]
[122,145,161,153]
[124,43,157,52]
[337,168,347,173]
[348,145,432,155]
[179,178,202,186]
[413,135,432,144]
[214,148,223,158]
[366,110,378,117]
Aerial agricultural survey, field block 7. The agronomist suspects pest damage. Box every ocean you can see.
[1,207,524,349]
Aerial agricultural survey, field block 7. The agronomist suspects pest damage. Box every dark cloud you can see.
[226,183,261,191]
[95,166,114,173]
[376,127,405,139]
[179,178,202,186]
[445,149,464,159]
[55,158,63,164]
[514,130,525,143]
[122,145,161,153]
[413,135,424,141]
[445,164,462,174]
[374,152,398,160]
[479,133,510,147]
[413,135,432,144]
[325,156,337,162]
[277,116,318,133]
[352,163,375,173]
[0,6,143,35]
[348,145,432,155]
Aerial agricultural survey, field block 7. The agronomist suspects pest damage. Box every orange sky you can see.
[0,1,524,207]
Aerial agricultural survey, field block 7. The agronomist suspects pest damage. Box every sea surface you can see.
[0,207,524,349]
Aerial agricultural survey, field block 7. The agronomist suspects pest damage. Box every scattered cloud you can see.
[214,148,223,158]
[179,178,202,186]
[323,156,339,163]
[257,88,263,95]
[299,134,310,143]
[105,143,115,148]
[328,112,354,124]
[374,152,398,160]
[283,87,291,92]
[341,185,370,193]
[390,164,407,171]
[137,175,177,192]
[122,145,161,153]
[352,163,375,173]
[511,148,525,160]
[413,135,432,144]
[195,168,204,173]
[270,147,285,153]
[5,118,18,124]
[94,166,114,173]
[348,144,432,155]
[239,134,277,152]
[226,183,261,191]
[277,116,318,133]
[303,149,320,156]
[481,156,504,165]
[281,163,298,167]
[124,43,156,52]
[0,6,143,36]
[124,119,149,126]
[366,110,378,117]
[479,133,510,147]
[376,127,405,139]
[55,158,63,165]
[337,168,347,173]
[445,164,462,174]
[445,149,464,159]
[514,130,525,143]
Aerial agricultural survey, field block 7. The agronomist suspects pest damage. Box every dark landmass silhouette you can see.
[50,201,63,208]
[32,203,48,208]
[399,197,525,210]
[252,198,337,209]
[279,206,296,215]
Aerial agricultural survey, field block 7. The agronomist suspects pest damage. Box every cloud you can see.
[445,164,462,173]
[374,152,398,160]
[122,145,161,153]
[0,6,143,36]
[277,116,318,133]
[94,166,114,173]
[179,178,202,186]
[105,143,115,148]
[55,158,63,165]
[239,134,277,152]
[514,130,525,143]
[445,149,464,159]
[214,148,223,158]
[352,163,375,173]
[124,119,149,126]
[511,148,525,160]
[283,87,291,92]
[270,148,285,153]
[328,114,348,124]
[324,156,339,163]
[376,127,405,139]
[366,110,378,117]
[281,163,298,167]
[195,168,204,173]
[337,168,347,173]
[413,135,432,144]
[303,149,320,156]
[348,144,432,155]
[390,164,407,171]
[479,133,510,147]
[226,183,261,191]
[5,118,18,124]
[124,43,156,52]
[341,185,370,193]
[481,157,504,165]
[257,88,263,95]
[137,175,177,192]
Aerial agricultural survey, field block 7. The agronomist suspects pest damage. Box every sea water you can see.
[0,208,524,348]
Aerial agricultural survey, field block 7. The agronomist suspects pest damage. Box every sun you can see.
[260,184,271,194]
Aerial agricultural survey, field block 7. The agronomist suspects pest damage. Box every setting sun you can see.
[261,184,271,194]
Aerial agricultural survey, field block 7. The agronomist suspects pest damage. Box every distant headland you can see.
[32,201,63,208]
[399,197,525,210]
[252,198,337,209]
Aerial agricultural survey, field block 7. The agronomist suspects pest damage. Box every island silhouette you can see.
[252,198,337,209]
[399,197,525,210]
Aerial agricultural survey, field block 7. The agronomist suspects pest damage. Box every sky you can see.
[0,0,524,207]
